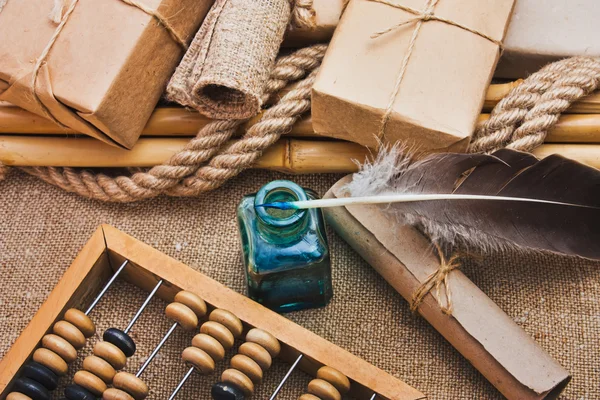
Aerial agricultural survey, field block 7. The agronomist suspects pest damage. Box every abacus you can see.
[0,225,425,400]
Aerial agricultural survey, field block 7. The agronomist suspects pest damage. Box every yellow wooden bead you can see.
[32,348,68,376]
[316,366,351,394]
[209,309,243,339]
[41,334,77,363]
[299,395,320,400]
[94,341,127,370]
[74,370,108,396]
[308,379,341,400]
[64,308,96,338]
[6,392,32,400]
[200,321,235,350]
[238,342,272,370]
[113,372,149,400]
[245,328,280,357]
[83,355,116,383]
[230,354,262,383]
[102,388,135,400]
[165,302,198,331]
[221,369,254,396]
[191,333,225,361]
[174,291,207,318]
[182,346,215,375]
[53,320,86,349]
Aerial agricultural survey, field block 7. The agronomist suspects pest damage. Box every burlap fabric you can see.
[166,0,291,119]
[1,171,599,399]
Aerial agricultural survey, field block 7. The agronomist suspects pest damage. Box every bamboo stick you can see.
[2,105,600,143]
[1,136,598,172]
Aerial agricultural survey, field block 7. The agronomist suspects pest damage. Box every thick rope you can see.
[470,56,600,153]
[1,45,326,202]
[290,0,316,29]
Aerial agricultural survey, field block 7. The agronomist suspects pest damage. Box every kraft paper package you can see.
[311,0,515,153]
[0,0,214,148]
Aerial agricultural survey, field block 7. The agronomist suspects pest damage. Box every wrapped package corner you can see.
[0,0,214,149]
[311,0,515,153]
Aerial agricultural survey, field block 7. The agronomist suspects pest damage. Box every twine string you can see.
[410,242,461,315]
[369,0,503,143]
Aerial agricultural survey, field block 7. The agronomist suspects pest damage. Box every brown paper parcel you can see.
[312,0,514,152]
[323,176,571,400]
[0,0,213,149]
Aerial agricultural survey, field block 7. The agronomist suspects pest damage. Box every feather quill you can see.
[343,147,600,260]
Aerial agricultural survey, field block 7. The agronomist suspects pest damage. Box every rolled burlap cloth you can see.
[166,0,292,119]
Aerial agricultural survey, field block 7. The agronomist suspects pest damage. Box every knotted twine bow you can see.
[368,0,504,143]
[16,0,188,130]
[410,243,461,315]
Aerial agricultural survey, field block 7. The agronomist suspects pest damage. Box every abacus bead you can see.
[83,355,116,383]
[13,377,51,400]
[53,321,86,349]
[245,329,280,357]
[33,348,68,376]
[200,321,235,349]
[299,395,320,400]
[112,372,148,400]
[93,341,127,370]
[316,366,351,394]
[191,333,226,361]
[21,362,58,390]
[6,393,32,400]
[238,342,272,370]
[102,388,134,400]
[165,303,198,331]
[230,355,262,383]
[64,309,95,338]
[182,346,215,374]
[308,379,341,400]
[74,370,108,396]
[221,369,253,396]
[64,384,96,400]
[103,328,136,357]
[41,334,77,363]
[174,291,207,318]
[209,309,243,339]
[211,382,246,400]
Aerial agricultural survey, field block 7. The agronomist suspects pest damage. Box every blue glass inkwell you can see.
[237,180,332,313]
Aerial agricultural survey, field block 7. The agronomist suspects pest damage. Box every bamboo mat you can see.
[1,171,599,399]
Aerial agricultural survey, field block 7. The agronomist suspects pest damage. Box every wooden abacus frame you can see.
[0,225,426,400]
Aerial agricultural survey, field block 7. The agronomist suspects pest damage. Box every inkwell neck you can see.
[254,180,307,236]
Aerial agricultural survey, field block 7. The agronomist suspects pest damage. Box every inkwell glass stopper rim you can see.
[254,180,307,228]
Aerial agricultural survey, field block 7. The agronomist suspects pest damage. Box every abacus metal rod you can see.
[136,321,178,377]
[124,279,163,334]
[84,259,129,315]
[268,354,303,400]
[370,394,377,400]
[167,366,195,400]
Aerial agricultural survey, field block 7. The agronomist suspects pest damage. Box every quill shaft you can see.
[257,194,578,210]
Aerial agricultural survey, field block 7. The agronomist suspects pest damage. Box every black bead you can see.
[21,361,59,391]
[13,377,51,400]
[103,328,136,357]
[211,382,245,400]
[64,384,97,400]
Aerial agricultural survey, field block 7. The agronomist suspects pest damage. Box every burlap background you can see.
[1,170,599,399]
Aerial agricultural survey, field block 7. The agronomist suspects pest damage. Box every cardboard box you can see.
[0,0,213,148]
[312,0,514,152]
[496,0,600,78]
[324,176,571,400]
